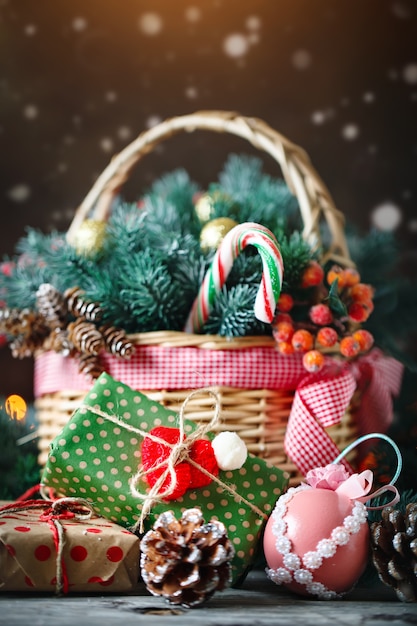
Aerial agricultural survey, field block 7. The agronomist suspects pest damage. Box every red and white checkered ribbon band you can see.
[34,346,309,396]
[34,346,403,479]
[284,367,357,476]
[284,348,404,477]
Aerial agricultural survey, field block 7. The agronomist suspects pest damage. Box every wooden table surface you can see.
[1,567,416,626]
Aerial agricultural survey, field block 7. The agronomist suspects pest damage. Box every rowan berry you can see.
[272,321,294,343]
[350,283,375,303]
[277,341,295,355]
[303,349,325,373]
[342,267,360,287]
[339,336,361,358]
[273,312,293,326]
[277,293,294,312]
[326,265,346,289]
[292,329,314,352]
[309,303,333,326]
[348,300,374,323]
[316,326,338,348]
[352,329,374,352]
[300,260,324,288]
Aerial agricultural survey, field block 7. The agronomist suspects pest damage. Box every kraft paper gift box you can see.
[0,499,140,593]
[41,373,289,585]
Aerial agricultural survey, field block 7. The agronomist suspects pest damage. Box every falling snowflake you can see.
[371,202,402,231]
[403,63,417,85]
[408,219,417,233]
[311,111,326,125]
[24,24,37,36]
[223,33,249,58]
[363,92,375,103]
[7,184,31,203]
[23,104,38,120]
[105,91,118,102]
[341,124,360,140]
[391,2,412,19]
[185,86,198,99]
[292,49,312,70]
[72,17,88,32]
[117,126,132,141]
[145,115,162,129]
[100,137,114,152]
[185,7,201,22]
[138,12,163,36]
[246,16,261,30]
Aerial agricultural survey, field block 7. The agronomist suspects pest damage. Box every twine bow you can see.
[82,387,268,534]
[130,388,222,530]
[0,496,94,595]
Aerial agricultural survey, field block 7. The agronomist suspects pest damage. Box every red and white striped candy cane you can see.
[184,222,284,333]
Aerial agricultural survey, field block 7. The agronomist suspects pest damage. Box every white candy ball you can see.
[211,431,248,470]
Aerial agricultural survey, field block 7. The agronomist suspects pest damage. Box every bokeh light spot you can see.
[403,63,417,85]
[292,49,312,70]
[371,202,403,231]
[7,184,31,203]
[342,123,360,140]
[139,13,163,36]
[5,395,27,421]
[223,33,249,58]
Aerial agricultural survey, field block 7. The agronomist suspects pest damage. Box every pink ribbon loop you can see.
[335,469,373,500]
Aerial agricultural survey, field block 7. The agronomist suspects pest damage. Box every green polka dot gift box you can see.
[41,373,289,586]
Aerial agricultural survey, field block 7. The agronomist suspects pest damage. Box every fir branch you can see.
[117,250,183,332]
[277,231,315,291]
[202,284,269,337]
[218,154,300,232]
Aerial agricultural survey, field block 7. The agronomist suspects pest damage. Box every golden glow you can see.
[5,394,27,421]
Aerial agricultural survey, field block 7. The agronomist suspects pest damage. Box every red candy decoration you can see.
[188,439,219,488]
[141,426,219,500]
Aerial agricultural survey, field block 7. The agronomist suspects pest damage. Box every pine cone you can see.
[64,286,102,322]
[140,508,235,608]
[36,283,68,330]
[370,503,417,602]
[43,327,75,357]
[1,307,50,355]
[67,318,104,355]
[76,352,105,379]
[100,324,134,358]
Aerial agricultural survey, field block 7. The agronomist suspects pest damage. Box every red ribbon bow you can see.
[284,349,404,478]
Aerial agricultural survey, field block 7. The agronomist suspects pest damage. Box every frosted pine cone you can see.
[140,508,235,608]
[64,286,102,322]
[36,283,68,329]
[370,502,417,602]
[100,323,134,358]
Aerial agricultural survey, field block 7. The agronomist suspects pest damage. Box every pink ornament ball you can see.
[264,485,370,599]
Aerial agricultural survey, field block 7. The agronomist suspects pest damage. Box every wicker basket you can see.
[35,110,360,485]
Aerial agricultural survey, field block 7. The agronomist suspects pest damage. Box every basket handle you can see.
[66,110,351,264]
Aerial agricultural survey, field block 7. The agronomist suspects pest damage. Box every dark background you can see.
[1,0,416,402]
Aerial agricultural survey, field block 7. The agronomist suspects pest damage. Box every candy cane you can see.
[184,222,284,333]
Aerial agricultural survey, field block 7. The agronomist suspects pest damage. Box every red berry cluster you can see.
[272,260,375,373]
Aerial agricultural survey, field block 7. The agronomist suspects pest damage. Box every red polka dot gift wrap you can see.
[0,500,140,593]
[40,372,289,587]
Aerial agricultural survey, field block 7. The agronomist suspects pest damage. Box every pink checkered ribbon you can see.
[284,349,404,477]
[34,345,403,480]
[349,349,404,435]
[284,366,357,476]
[34,345,308,396]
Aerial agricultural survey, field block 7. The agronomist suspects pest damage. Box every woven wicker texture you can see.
[36,111,358,485]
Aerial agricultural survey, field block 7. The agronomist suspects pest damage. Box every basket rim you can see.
[66,110,352,266]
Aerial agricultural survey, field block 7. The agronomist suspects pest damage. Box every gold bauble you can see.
[200,217,238,252]
[194,190,232,222]
[72,219,108,256]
